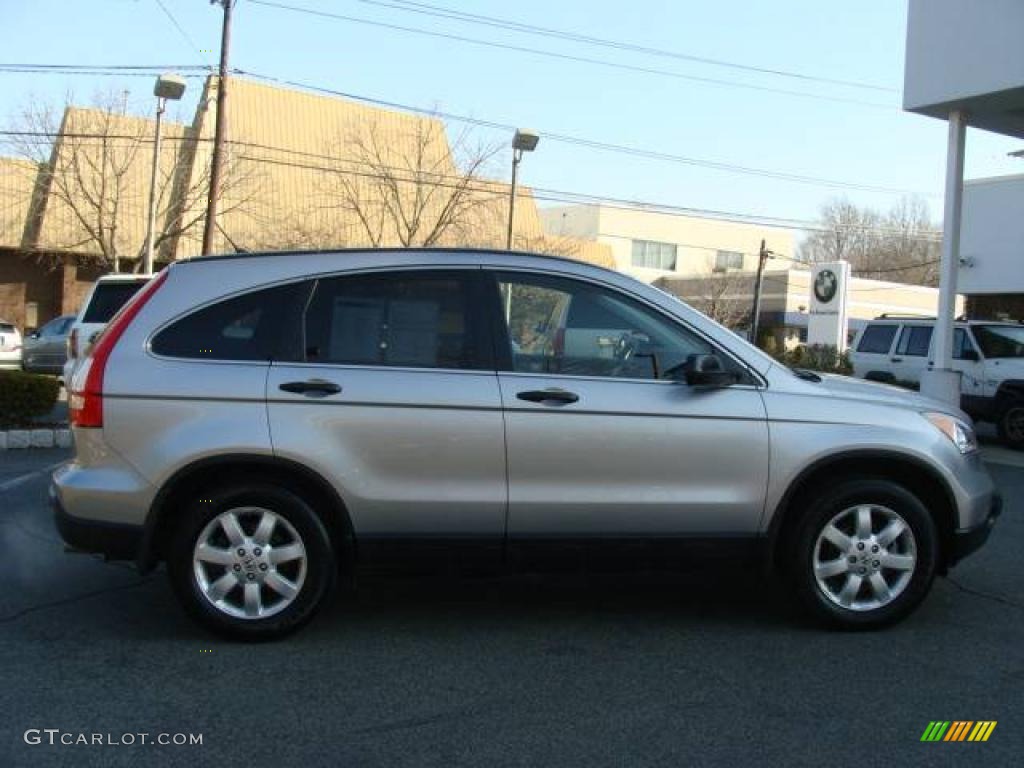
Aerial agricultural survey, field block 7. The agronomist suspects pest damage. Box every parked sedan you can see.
[22,314,75,375]
[0,319,23,369]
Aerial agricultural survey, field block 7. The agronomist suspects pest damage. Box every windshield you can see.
[973,325,1024,359]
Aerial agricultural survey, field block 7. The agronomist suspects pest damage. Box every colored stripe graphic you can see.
[921,722,950,741]
[921,721,997,742]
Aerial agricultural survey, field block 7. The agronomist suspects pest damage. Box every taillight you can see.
[70,271,168,429]
[68,328,78,359]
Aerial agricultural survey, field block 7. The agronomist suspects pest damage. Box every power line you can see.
[247,0,896,110]
[0,63,212,72]
[235,70,933,197]
[350,0,898,94]
[0,63,933,196]
[0,127,944,240]
[153,0,212,66]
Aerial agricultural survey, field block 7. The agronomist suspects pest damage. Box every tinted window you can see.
[304,272,483,370]
[152,282,307,361]
[0,322,15,333]
[952,328,977,360]
[896,325,932,357]
[497,272,726,380]
[82,281,148,323]
[973,325,1024,359]
[856,324,897,354]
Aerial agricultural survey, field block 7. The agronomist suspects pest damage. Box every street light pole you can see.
[144,74,186,274]
[506,129,539,251]
[144,97,166,275]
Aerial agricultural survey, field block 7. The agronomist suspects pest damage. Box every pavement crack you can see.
[0,577,154,624]
[944,575,1024,611]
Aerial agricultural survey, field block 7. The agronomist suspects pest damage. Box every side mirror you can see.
[960,349,979,362]
[681,353,737,387]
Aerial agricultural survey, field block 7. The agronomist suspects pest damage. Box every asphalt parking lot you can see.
[1,449,1021,767]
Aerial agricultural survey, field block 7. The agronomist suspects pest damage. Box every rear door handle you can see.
[517,388,579,405]
[279,379,342,397]
[890,357,903,363]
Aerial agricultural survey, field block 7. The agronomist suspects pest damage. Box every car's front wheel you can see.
[792,478,938,629]
[168,483,335,640]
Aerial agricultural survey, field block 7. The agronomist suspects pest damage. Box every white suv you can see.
[0,318,23,369]
[63,274,151,382]
[850,317,1024,448]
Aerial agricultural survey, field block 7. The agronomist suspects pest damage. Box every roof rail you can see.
[873,313,935,320]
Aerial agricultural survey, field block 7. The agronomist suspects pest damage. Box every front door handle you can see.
[517,388,579,405]
[279,379,342,397]
[890,357,903,363]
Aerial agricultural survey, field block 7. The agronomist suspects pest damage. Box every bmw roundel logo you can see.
[814,269,838,304]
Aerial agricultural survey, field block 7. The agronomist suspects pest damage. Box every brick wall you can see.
[0,249,105,331]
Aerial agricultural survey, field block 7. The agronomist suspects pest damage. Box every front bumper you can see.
[950,493,1002,566]
[51,485,143,561]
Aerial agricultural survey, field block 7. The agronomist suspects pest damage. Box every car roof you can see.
[94,273,153,283]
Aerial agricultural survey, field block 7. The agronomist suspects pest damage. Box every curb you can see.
[0,428,72,450]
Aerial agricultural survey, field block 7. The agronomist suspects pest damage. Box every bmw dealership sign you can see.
[808,261,851,351]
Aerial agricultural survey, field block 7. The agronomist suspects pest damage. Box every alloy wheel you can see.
[192,506,307,620]
[812,504,917,612]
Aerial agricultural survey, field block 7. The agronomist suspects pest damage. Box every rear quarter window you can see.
[82,281,148,323]
[151,282,308,361]
[0,322,15,333]
[856,324,898,354]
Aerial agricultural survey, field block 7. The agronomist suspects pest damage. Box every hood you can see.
[814,373,967,417]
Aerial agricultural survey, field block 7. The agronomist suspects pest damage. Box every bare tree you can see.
[318,116,502,248]
[8,92,256,270]
[654,271,753,330]
[800,197,942,286]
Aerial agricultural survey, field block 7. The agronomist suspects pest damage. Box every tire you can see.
[790,478,938,629]
[996,399,1024,450]
[167,482,335,640]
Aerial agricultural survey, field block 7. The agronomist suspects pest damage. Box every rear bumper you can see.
[51,484,143,561]
[950,493,1002,566]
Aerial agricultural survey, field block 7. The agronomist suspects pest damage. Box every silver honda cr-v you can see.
[53,249,1001,638]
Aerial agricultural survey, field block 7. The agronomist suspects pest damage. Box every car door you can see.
[951,326,985,401]
[490,269,770,544]
[890,324,932,385]
[39,316,71,369]
[266,268,507,560]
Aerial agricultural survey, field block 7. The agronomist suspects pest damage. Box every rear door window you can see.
[82,281,148,323]
[303,271,488,370]
[896,325,933,357]
[856,324,898,354]
[152,282,308,361]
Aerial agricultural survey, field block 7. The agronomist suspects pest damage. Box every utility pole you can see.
[201,0,234,256]
[749,239,773,347]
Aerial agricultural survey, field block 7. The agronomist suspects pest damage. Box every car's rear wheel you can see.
[168,483,335,640]
[997,399,1024,450]
[792,478,938,629]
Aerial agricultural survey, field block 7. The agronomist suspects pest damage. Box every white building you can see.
[539,204,796,283]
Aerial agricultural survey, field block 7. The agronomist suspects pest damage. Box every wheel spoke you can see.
[219,512,245,547]
[876,519,907,548]
[855,506,873,539]
[815,558,849,579]
[195,542,235,566]
[879,552,915,571]
[822,524,852,551]
[206,572,236,603]
[265,571,299,600]
[837,574,863,606]
[269,542,304,565]
[868,573,891,602]
[252,510,277,547]
[243,582,262,617]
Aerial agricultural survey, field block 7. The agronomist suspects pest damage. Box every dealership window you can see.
[713,250,744,272]
[857,324,898,354]
[631,240,677,271]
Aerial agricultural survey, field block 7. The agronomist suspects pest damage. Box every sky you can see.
[2,0,1022,243]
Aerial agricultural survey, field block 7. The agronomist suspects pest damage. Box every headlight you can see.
[923,412,978,454]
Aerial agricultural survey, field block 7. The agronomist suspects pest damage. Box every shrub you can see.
[773,344,853,376]
[0,370,61,429]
